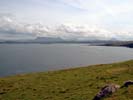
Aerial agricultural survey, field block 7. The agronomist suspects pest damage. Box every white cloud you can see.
[0,13,133,40]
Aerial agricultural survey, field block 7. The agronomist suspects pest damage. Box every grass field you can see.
[0,60,133,100]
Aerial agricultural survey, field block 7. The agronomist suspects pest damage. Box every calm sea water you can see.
[0,44,133,77]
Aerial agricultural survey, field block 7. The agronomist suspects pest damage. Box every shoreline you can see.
[0,59,133,78]
[0,60,133,100]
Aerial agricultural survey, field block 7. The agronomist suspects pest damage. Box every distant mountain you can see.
[0,37,133,48]
[0,36,123,43]
[0,37,120,44]
[33,37,65,43]
[0,37,66,44]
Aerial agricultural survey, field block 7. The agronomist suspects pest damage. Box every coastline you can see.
[0,60,133,100]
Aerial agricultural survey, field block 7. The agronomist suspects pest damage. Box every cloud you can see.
[0,13,34,39]
[0,13,50,39]
[55,24,133,40]
[0,13,133,40]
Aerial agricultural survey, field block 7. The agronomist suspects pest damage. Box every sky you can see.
[0,0,133,40]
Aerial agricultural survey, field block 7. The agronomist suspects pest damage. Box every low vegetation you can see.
[0,60,133,100]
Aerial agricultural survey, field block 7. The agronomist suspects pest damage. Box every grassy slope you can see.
[0,60,133,100]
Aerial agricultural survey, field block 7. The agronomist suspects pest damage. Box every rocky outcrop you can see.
[121,80,133,88]
[93,84,120,100]
[93,80,133,100]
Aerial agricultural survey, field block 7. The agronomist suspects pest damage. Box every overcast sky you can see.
[0,0,133,40]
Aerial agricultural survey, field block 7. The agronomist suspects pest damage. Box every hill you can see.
[0,38,109,44]
[0,60,133,100]
[100,41,133,48]
[33,37,65,43]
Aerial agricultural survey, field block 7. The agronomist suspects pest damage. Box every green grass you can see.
[0,60,133,100]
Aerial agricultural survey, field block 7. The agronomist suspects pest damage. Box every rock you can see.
[121,80,133,88]
[93,84,120,100]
